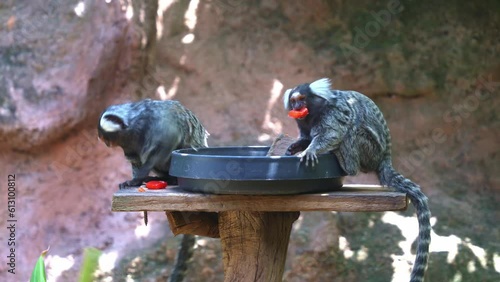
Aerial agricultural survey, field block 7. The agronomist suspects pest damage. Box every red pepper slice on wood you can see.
[145,180,168,189]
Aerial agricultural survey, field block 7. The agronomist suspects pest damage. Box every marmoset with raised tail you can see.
[284,78,431,282]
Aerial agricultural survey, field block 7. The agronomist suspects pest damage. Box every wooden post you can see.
[218,211,300,282]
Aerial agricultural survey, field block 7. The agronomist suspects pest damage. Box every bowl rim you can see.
[172,146,334,159]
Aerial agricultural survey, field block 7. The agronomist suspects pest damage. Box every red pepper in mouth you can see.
[288,107,309,119]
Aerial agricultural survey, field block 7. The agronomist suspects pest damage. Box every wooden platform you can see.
[111,184,407,281]
[112,184,407,212]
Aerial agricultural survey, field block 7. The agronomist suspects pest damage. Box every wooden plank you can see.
[112,184,407,212]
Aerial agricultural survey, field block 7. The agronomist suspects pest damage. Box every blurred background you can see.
[0,0,498,281]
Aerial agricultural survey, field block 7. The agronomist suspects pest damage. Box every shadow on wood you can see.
[165,211,220,238]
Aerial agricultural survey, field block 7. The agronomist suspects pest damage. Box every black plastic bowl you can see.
[169,146,346,195]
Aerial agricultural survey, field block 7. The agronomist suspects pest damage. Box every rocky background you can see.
[0,0,498,281]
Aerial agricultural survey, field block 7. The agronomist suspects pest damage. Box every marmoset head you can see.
[97,103,133,147]
[98,115,124,147]
[283,78,335,118]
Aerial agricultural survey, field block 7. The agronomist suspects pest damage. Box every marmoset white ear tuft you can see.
[283,88,292,109]
[100,115,122,132]
[309,78,334,100]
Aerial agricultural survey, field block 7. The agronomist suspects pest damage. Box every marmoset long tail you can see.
[378,158,431,282]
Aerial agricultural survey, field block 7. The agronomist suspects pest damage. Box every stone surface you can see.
[0,0,142,151]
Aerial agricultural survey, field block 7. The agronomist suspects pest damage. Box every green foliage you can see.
[30,249,48,282]
[29,247,101,282]
[79,248,102,282]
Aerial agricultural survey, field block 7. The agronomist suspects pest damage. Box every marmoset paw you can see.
[119,179,143,189]
[297,150,319,167]
[286,143,302,156]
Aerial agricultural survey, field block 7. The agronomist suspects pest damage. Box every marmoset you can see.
[98,99,209,188]
[98,98,209,282]
[284,78,431,282]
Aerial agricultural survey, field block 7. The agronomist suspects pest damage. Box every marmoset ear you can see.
[309,78,335,100]
[283,88,293,109]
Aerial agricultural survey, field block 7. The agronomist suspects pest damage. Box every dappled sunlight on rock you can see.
[134,219,151,238]
[182,33,195,44]
[339,235,370,262]
[45,254,75,282]
[99,251,119,273]
[339,236,354,259]
[258,133,271,142]
[156,76,181,100]
[156,0,175,39]
[382,211,494,281]
[494,254,500,273]
[260,79,284,137]
[292,213,304,232]
[184,0,199,31]
[462,238,487,269]
[74,1,85,17]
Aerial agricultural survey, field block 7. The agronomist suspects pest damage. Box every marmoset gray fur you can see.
[98,98,208,282]
[98,98,209,188]
[284,78,431,282]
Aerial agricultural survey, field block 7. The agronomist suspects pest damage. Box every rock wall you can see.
[0,1,135,151]
[0,0,498,281]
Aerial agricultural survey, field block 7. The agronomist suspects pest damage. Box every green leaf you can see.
[30,249,48,282]
[78,247,102,282]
